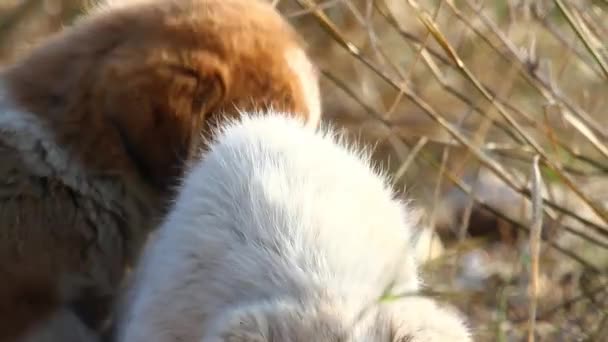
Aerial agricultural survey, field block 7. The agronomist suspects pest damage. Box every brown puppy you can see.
[0,0,320,340]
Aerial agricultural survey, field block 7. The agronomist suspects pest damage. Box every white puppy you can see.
[117,113,472,342]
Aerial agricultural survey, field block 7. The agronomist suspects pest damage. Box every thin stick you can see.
[527,155,545,342]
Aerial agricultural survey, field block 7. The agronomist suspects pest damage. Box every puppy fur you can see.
[116,113,471,342]
[18,308,101,342]
[0,0,320,340]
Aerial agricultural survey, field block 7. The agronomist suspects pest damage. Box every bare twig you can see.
[553,0,608,80]
[527,155,545,342]
[321,65,603,270]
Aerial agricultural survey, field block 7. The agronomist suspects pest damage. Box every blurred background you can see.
[1,0,607,340]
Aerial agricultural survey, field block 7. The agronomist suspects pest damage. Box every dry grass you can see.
[1,0,607,341]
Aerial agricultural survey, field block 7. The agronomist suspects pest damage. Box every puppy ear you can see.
[100,55,228,191]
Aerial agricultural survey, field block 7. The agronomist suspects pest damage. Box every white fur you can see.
[284,47,321,128]
[117,113,471,342]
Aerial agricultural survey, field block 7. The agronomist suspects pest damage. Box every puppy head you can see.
[201,296,471,342]
[3,0,320,192]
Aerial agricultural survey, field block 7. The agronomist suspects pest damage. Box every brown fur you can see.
[4,0,319,190]
[0,0,320,340]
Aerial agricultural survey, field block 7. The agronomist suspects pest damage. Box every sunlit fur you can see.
[117,113,471,342]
